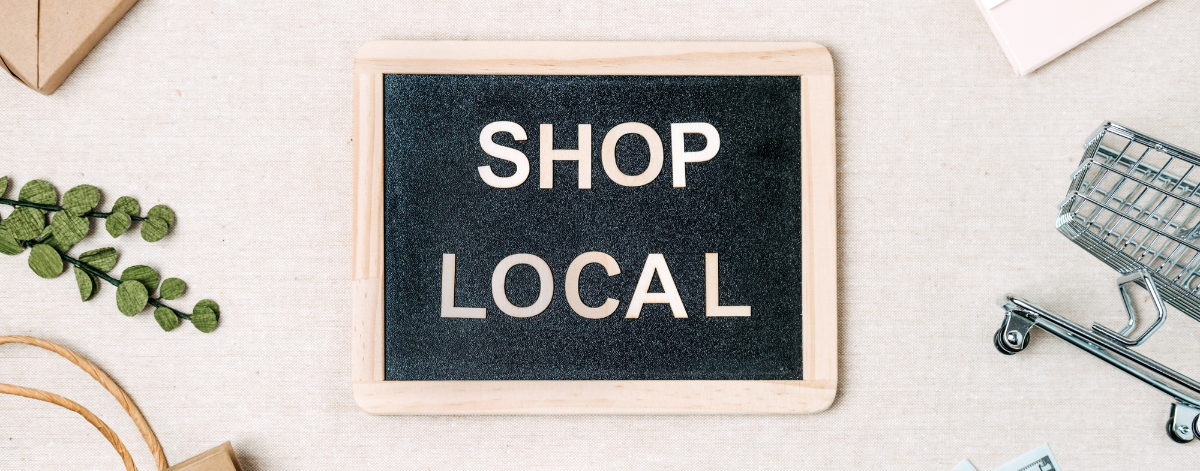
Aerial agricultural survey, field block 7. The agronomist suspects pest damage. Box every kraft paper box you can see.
[165,442,244,471]
[0,0,140,95]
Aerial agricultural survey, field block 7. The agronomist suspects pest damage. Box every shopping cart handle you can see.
[1093,270,1167,347]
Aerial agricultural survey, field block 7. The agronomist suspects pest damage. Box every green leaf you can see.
[159,278,186,300]
[6,207,45,241]
[27,244,63,279]
[192,299,219,333]
[196,299,220,317]
[115,281,149,316]
[40,232,74,253]
[120,265,160,295]
[0,176,8,197]
[49,212,89,246]
[154,307,179,331]
[79,247,118,272]
[141,217,169,242]
[147,205,175,227]
[0,224,24,255]
[75,267,96,301]
[18,180,56,206]
[61,184,100,216]
[112,196,140,216]
[105,211,131,238]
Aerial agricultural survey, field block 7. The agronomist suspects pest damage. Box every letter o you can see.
[601,122,664,187]
[491,254,554,318]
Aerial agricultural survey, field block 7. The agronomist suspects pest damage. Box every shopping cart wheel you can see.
[1168,420,1191,443]
[993,329,1018,355]
[1167,403,1200,443]
[994,314,1031,355]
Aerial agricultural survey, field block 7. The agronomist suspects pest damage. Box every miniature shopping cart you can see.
[996,122,1200,443]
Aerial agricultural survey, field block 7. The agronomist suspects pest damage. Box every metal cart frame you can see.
[996,122,1200,443]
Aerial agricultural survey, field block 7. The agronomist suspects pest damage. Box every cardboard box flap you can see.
[0,0,39,87]
[0,0,139,94]
[165,442,244,471]
[38,0,140,93]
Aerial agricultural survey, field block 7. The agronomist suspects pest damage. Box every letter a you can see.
[626,254,687,318]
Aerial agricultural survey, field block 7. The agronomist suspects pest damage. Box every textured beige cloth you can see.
[3,0,1200,469]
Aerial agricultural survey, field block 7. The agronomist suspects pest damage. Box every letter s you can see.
[478,121,529,188]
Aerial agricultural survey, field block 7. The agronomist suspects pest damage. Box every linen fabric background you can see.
[2,0,1199,469]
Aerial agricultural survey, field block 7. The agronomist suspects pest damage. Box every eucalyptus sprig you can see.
[0,176,219,332]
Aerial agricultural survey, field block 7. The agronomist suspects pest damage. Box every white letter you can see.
[539,124,592,189]
[565,251,621,319]
[441,254,486,318]
[626,254,687,318]
[477,121,529,188]
[705,253,750,317]
[491,254,554,318]
[602,122,664,187]
[671,123,720,188]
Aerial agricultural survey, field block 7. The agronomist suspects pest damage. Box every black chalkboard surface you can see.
[353,41,837,414]
[382,74,803,381]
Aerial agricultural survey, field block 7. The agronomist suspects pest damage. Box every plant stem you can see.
[60,249,192,320]
[0,199,147,221]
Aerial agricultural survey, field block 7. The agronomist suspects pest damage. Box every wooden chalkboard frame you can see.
[352,41,837,414]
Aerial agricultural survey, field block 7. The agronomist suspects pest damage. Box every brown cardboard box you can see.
[166,442,244,471]
[0,0,140,95]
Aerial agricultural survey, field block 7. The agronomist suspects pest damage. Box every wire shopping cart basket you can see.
[996,122,1200,443]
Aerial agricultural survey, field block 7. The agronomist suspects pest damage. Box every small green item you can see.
[141,204,174,242]
[61,184,100,216]
[196,299,220,318]
[116,281,149,316]
[140,217,169,242]
[154,306,179,331]
[50,212,90,246]
[192,299,219,333]
[120,265,160,295]
[75,267,96,301]
[111,196,140,216]
[1,177,220,332]
[160,278,186,300]
[39,232,73,253]
[0,224,24,255]
[18,180,56,206]
[147,205,175,227]
[7,206,45,241]
[79,247,118,272]
[28,244,64,279]
[105,211,132,237]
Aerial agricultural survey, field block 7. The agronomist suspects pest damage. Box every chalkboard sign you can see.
[352,41,837,414]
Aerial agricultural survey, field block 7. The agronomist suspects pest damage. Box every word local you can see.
[477,121,720,188]
[441,252,751,319]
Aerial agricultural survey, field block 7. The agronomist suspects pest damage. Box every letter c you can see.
[565,252,622,319]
